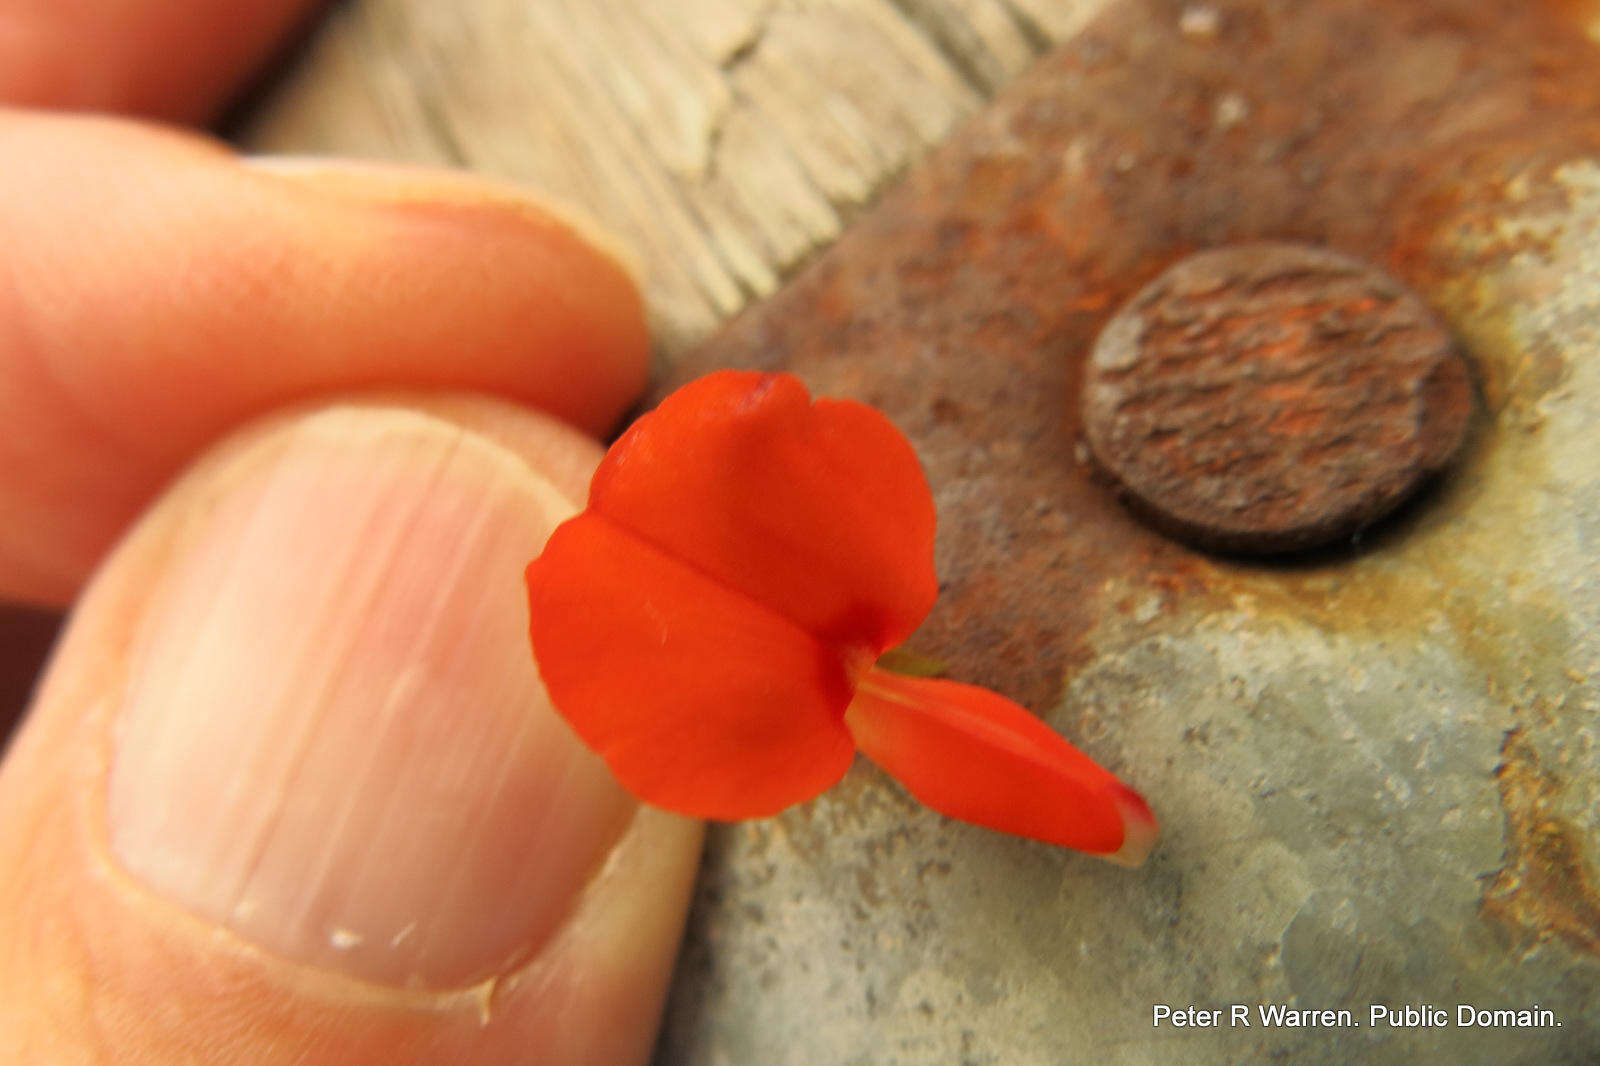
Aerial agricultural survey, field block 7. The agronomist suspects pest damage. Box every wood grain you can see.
[243,0,1112,353]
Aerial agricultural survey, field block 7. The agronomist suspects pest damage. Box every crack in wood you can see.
[244,0,1100,352]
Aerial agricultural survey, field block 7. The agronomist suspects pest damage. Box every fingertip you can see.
[235,153,654,434]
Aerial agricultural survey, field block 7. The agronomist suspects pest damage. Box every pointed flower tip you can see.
[1097,783,1160,868]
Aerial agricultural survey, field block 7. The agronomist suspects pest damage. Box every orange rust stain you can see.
[1482,727,1600,956]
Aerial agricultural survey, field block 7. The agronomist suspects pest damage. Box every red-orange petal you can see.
[844,668,1159,864]
[587,371,937,653]
[527,513,857,819]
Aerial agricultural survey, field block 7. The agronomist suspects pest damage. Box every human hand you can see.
[0,4,702,1062]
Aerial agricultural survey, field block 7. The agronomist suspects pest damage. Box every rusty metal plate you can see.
[655,1,1600,1063]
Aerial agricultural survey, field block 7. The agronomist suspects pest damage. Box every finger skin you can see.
[0,110,650,605]
[0,0,322,121]
[0,396,702,1065]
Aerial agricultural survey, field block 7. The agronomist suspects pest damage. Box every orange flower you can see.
[526,371,1157,865]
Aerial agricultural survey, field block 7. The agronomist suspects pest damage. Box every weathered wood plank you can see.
[243,0,1112,352]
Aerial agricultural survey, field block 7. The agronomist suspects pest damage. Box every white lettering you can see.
[1456,1005,1559,1028]
[1152,1006,1223,1027]
[1372,1004,1450,1027]
[1257,1005,1354,1027]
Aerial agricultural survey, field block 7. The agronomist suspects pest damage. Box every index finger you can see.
[0,0,322,120]
[0,110,650,605]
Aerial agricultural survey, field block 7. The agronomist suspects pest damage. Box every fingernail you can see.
[238,155,644,287]
[107,406,635,990]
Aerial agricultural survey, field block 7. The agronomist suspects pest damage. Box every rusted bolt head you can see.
[1082,243,1473,554]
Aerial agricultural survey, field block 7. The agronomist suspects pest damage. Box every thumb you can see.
[0,397,701,1064]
